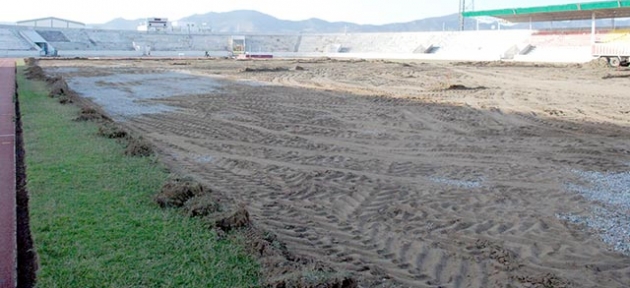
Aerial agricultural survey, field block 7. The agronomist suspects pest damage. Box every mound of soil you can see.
[24,57,38,67]
[237,227,358,288]
[184,194,222,217]
[48,77,71,97]
[241,67,290,73]
[24,65,46,81]
[45,76,80,105]
[25,64,78,104]
[294,57,333,64]
[514,273,573,288]
[97,123,128,139]
[582,58,610,70]
[215,207,251,232]
[445,84,487,91]
[154,178,207,208]
[153,175,360,287]
[124,136,153,157]
[57,95,73,104]
[74,107,109,122]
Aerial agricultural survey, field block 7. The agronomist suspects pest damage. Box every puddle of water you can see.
[66,71,224,120]
[236,79,270,87]
[429,177,484,189]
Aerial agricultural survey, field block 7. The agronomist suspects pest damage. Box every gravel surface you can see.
[558,170,630,256]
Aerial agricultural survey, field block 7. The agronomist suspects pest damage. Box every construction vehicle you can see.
[592,43,630,67]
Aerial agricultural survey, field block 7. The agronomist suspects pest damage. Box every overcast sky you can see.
[1,0,581,24]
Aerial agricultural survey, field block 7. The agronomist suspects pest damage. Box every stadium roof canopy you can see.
[17,17,85,27]
[462,1,630,23]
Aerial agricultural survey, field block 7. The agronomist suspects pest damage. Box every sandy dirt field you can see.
[41,58,630,288]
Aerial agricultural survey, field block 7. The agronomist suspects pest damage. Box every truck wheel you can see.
[608,57,621,67]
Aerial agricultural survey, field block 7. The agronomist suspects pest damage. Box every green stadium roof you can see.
[463,1,630,22]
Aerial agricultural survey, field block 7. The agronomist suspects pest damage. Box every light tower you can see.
[459,0,475,31]
[459,0,465,31]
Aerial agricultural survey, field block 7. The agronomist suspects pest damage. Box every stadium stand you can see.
[514,46,593,62]
[0,27,34,50]
[0,23,612,63]
[190,35,229,51]
[431,30,533,60]
[513,30,605,62]
[36,29,95,50]
[528,31,595,47]
[298,32,444,54]
[298,34,343,53]
[86,30,134,50]
[345,33,436,54]
[598,29,630,43]
[245,35,300,53]
[36,30,69,42]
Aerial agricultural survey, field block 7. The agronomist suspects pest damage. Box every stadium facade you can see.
[0,1,628,64]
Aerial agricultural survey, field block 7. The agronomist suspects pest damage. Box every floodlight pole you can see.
[591,12,596,44]
[459,0,466,31]
[459,0,475,31]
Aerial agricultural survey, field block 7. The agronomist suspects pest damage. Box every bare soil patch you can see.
[39,58,630,288]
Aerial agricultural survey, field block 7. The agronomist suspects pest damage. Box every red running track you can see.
[0,59,16,288]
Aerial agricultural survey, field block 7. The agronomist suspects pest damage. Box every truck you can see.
[592,43,630,67]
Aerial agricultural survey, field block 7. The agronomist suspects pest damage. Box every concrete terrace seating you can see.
[36,29,95,50]
[0,24,606,63]
[528,32,595,47]
[296,31,533,57]
[246,35,300,53]
[598,30,630,44]
[0,28,34,50]
[86,30,134,50]
[514,31,601,62]
[130,33,193,51]
[190,35,229,51]
[435,30,533,60]
[342,33,435,53]
[298,33,443,54]
[514,46,592,63]
[298,34,344,53]
[37,30,69,42]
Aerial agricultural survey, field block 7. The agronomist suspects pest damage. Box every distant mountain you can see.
[90,17,143,30]
[178,10,358,33]
[178,10,476,33]
[93,10,630,33]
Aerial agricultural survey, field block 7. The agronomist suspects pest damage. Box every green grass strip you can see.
[17,64,260,288]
